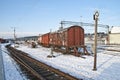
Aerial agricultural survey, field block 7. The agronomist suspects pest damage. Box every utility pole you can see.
[80,16,83,26]
[11,27,16,47]
[107,25,110,45]
[93,11,99,71]
[50,29,53,57]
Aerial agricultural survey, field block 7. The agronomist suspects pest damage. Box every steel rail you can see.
[7,47,46,80]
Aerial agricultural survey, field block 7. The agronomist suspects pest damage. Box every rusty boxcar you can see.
[67,25,84,47]
[38,25,88,55]
[50,25,84,47]
[39,25,84,48]
[0,38,6,43]
[41,33,50,47]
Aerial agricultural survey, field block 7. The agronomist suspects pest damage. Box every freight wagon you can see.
[38,25,88,56]
[0,38,7,43]
[41,33,50,47]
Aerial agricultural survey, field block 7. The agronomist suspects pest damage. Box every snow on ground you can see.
[98,45,120,56]
[1,44,27,80]
[16,44,120,80]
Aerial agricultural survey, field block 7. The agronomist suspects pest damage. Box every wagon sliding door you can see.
[67,26,84,47]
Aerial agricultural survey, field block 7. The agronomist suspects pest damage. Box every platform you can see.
[0,44,5,80]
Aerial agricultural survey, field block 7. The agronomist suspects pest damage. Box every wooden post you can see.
[93,11,99,71]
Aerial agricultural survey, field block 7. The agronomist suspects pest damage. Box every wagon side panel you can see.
[67,27,75,47]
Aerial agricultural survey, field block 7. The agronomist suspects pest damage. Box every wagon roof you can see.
[57,25,83,32]
[44,25,83,34]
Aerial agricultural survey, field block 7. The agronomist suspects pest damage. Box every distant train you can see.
[38,25,88,56]
[0,38,8,43]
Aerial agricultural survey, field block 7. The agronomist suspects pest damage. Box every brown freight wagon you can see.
[49,32,58,46]
[0,38,6,43]
[51,25,88,55]
[41,33,50,47]
[39,25,88,56]
[51,25,84,47]
[37,36,42,45]
[66,25,84,47]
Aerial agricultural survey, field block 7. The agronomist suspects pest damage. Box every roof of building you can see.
[111,27,120,33]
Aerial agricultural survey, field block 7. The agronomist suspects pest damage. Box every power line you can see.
[60,21,109,28]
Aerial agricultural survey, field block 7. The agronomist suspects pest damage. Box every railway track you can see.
[6,45,81,80]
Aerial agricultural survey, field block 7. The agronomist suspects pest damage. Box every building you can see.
[109,27,120,44]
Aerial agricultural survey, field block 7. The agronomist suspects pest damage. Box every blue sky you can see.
[0,0,120,38]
